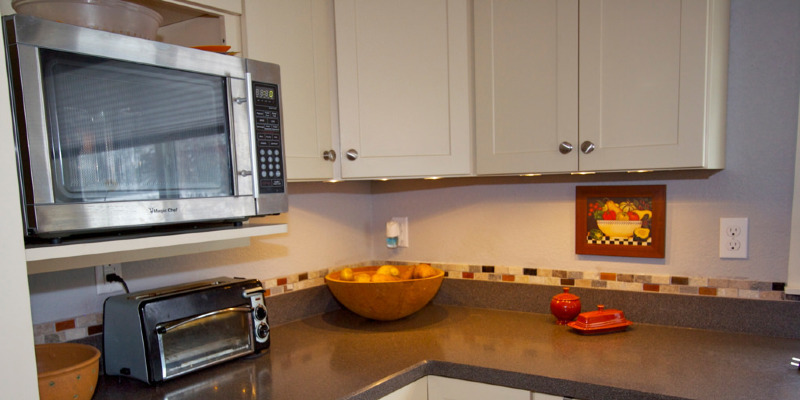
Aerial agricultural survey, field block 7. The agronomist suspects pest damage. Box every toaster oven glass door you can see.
[156,306,254,380]
[39,49,234,203]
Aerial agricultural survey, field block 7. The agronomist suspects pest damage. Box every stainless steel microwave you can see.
[2,14,287,240]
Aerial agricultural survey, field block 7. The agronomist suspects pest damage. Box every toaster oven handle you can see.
[243,286,265,298]
[156,306,252,334]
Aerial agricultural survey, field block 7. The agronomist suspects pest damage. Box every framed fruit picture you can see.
[575,185,666,258]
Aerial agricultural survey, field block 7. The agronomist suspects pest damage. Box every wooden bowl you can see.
[325,266,444,321]
[35,343,101,400]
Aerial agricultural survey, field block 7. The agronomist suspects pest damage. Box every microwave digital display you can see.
[254,86,274,101]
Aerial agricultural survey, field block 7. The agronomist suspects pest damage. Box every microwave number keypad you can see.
[253,83,285,194]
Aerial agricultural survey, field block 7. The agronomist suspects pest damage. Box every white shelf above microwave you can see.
[26,223,287,275]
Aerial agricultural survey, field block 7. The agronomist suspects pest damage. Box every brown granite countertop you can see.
[92,304,800,400]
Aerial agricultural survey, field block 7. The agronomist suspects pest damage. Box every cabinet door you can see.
[427,376,530,400]
[475,0,578,175]
[578,0,728,171]
[379,377,428,400]
[243,0,337,181]
[335,0,472,179]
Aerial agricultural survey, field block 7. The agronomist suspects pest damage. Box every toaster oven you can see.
[103,277,269,383]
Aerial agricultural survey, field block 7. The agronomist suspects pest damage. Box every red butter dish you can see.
[567,305,633,334]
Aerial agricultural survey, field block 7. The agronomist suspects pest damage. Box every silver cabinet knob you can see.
[580,141,596,154]
[345,149,359,161]
[322,150,337,162]
[238,170,252,177]
[234,97,247,104]
[558,142,573,154]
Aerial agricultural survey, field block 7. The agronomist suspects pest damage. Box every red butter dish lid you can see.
[567,305,633,334]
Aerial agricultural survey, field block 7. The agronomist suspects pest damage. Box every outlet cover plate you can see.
[95,263,123,294]
[719,218,748,259]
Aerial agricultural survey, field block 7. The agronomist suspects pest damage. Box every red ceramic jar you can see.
[550,287,581,325]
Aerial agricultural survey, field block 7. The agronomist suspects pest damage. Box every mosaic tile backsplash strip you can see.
[35,261,793,344]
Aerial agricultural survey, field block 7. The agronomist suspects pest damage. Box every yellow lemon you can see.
[376,265,399,277]
[339,267,354,281]
[412,263,440,279]
[397,266,414,280]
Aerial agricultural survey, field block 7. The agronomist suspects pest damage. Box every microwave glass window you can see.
[39,49,234,203]
[157,308,254,380]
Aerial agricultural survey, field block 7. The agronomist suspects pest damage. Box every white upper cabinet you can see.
[334,0,473,179]
[243,0,338,181]
[475,0,730,175]
[475,0,578,174]
[579,0,729,172]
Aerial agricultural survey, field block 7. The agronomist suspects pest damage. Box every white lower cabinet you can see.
[380,377,429,400]
[378,375,578,400]
[428,376,529,400]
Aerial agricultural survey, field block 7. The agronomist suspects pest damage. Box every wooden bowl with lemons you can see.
[325,264,444,321]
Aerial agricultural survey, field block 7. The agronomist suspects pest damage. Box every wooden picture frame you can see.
[575,185,666,258]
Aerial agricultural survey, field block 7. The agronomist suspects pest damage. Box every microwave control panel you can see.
[253,82,285,194]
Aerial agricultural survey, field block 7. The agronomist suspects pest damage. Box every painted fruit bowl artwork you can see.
[596,220,642,239]
[587,198,653,241]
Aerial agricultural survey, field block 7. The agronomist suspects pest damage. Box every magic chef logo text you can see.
[148,207,178,214]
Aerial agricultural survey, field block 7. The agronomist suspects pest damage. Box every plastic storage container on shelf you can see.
[12,0,163,40]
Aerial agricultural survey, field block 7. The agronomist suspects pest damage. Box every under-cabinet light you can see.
[570,171,596,175]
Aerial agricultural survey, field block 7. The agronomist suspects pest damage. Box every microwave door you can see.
[40,49,234,202]
[12,47,257,234]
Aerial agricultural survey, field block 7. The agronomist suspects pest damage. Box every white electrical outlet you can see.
[95,263,124,294]
[719,218,748,259]
[392,217,409,247]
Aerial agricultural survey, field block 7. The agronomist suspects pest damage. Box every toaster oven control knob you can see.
[254,305,268,321]
[257,322,270,339]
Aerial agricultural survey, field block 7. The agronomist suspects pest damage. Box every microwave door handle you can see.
[156,306,252,334]
[245,71,259,198]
